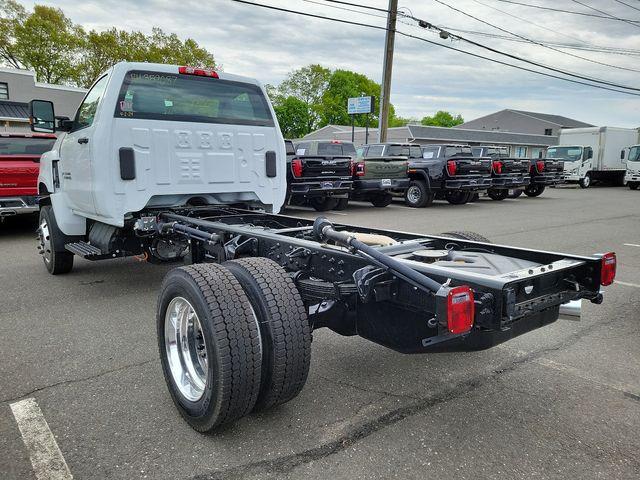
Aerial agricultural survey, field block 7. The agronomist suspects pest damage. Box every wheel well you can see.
[38,183,51,206]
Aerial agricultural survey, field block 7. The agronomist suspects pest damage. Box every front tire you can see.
[309,197,338,212]
[487,189,508,201]
[445,191,470,205]
[225,258,311,412]
[439,231,491,243]
[38,206,74,275]
[579,174,591,189]
[524,184,546,197]
[508,189,523,199]
[334,197,349,211]
[629,182,639,190]
[370,193,393,207]
[404,180,433,208]
[157,264,263,432]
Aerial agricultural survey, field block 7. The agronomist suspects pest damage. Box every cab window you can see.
[73,75,109,131]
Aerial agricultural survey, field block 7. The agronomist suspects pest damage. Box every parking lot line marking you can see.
[623,243,640,248]
[10,398,73,480]
[615,280,640,288]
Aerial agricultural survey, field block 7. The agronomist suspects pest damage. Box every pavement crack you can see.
[316,374,422,401]
[0,358,155,404]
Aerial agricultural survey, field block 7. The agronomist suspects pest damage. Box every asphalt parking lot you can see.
[1,186,639,480]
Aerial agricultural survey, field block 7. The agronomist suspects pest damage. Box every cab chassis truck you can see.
[29,63,615,433]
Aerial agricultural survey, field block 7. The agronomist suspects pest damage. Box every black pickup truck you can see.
[285,139,354,211]
[406,144,492,207]
[510,156,565,198]
[471,146,531,201]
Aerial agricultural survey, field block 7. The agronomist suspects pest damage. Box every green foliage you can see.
[273,96,312,139]
[0,1,216,87]
[420,110,464,127]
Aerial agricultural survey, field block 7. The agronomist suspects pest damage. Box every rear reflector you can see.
[600,252,616,286]
[447,286,475,334]
[447,160,457,176]
[291,158,303,178]
[179,66,219,78]
[492,160,503,174]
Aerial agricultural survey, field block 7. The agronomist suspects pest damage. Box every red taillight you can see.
[536,160,545,173]
[600,252,616,286]
[447,160,457,176]
[178,66,219,78]
[492,160,503,174]
[291,158,303,178]
[447,286,475,334]
[355,162,366,177]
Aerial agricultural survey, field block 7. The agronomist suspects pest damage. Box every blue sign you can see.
[348,96,374,115]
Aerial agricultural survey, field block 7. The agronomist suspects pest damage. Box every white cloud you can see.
[20,0,640,127]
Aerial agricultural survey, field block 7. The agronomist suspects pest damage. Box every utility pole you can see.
[377,0,397,143]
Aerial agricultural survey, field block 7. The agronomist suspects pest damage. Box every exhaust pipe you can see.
[559,300,582,320]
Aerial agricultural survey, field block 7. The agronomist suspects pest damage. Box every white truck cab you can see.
[549,145,593,187]
[33,62,286,236]
[623,144,640,190]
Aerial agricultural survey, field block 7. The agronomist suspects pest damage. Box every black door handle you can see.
[78,137,89,144]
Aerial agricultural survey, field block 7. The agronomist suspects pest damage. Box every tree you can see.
[420,111,464,127]
[273,96,312,139]
[0,1,216,87]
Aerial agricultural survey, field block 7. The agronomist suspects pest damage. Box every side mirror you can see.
[29,100,56,133]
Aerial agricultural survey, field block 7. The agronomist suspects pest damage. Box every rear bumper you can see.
[290,179,353,198]
[445,176,492,190]
[534,173,564,185]
[0,196,38,216]
[491,174,530,189]
[353,178,410,193]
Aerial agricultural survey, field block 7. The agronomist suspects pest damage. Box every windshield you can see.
[0,137,55,155]
[629,146,640,162]
[115,70,274,126]
[547,146,582,161]
[317,142,356,156]
[445,146,472,157]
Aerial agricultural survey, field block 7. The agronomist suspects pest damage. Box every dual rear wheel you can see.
[157,258,311,432]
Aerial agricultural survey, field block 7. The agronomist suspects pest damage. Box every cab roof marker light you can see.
[178,66,219,78]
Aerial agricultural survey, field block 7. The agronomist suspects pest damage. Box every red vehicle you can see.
[0,133,56,218]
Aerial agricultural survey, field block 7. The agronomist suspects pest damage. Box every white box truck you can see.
[623,144,640,190]
[551,126,640,188]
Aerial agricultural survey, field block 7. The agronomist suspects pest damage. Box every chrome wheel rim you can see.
[407,186,421,204]
[165,297,208,402]
[38,218,52,266]
[583,176,590,187]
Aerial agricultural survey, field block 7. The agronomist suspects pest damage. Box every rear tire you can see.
[157,264,262,432]
[445,191,469,205]
[439,231,491,243]
[334,197,349,211]
[524,184,546,197]
[487,189,508,201]
[370,193,393,208]
[38,206,74,275]
[579,174,591,189]
[225,258,311,412]
[404,180,433,208]
[309,197,338,212]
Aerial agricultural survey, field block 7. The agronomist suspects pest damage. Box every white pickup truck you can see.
[30,62,615,433]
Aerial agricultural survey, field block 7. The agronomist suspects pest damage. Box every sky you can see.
[19,0,640,127]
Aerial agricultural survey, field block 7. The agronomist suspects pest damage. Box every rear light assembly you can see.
[291,159,303,178]
[446,160,457,176]
[600,252,616,286]
[492,160,503,174]
[355,162,366,177]
[445,286,475,334]
[536,160,545,173]
[178,66,219,78]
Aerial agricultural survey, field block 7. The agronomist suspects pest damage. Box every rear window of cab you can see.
[115,70,274,127]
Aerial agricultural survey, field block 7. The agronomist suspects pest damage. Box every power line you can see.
[612,0,640,13]
[465,0,640,73]
[302,0,388,19]
[321,0,388,13]
[429,0,640,89]
[571,0,640,28]
[493,0,640,22]
[228,0,640,96]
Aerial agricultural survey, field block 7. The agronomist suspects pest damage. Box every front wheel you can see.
[630,182,639,190]
[524,184,546,197]
[579,174,591,189]
[38,206,74,275]
[333,197,349,211]
[309,197,338,212]
[487,189,508,201]
[404,180,434,208]
[508,189,523,199]
[445,190,470,205]
[370,193,393,207]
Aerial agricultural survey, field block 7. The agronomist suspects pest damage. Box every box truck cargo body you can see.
[552,127,640,188]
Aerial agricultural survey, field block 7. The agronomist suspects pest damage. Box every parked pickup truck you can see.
[471,146,530,201]
[286,139,353,211]
[0,133,56,219]
[516,154,565,198]
[29,62,615,434]
[406,144,492,207]
[350,143,412,207]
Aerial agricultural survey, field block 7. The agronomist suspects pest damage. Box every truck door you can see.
[59,75,109,215]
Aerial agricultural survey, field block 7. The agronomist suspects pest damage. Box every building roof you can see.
[407,124,558,146]
[0,100,29,121]
[508,110,593,128]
